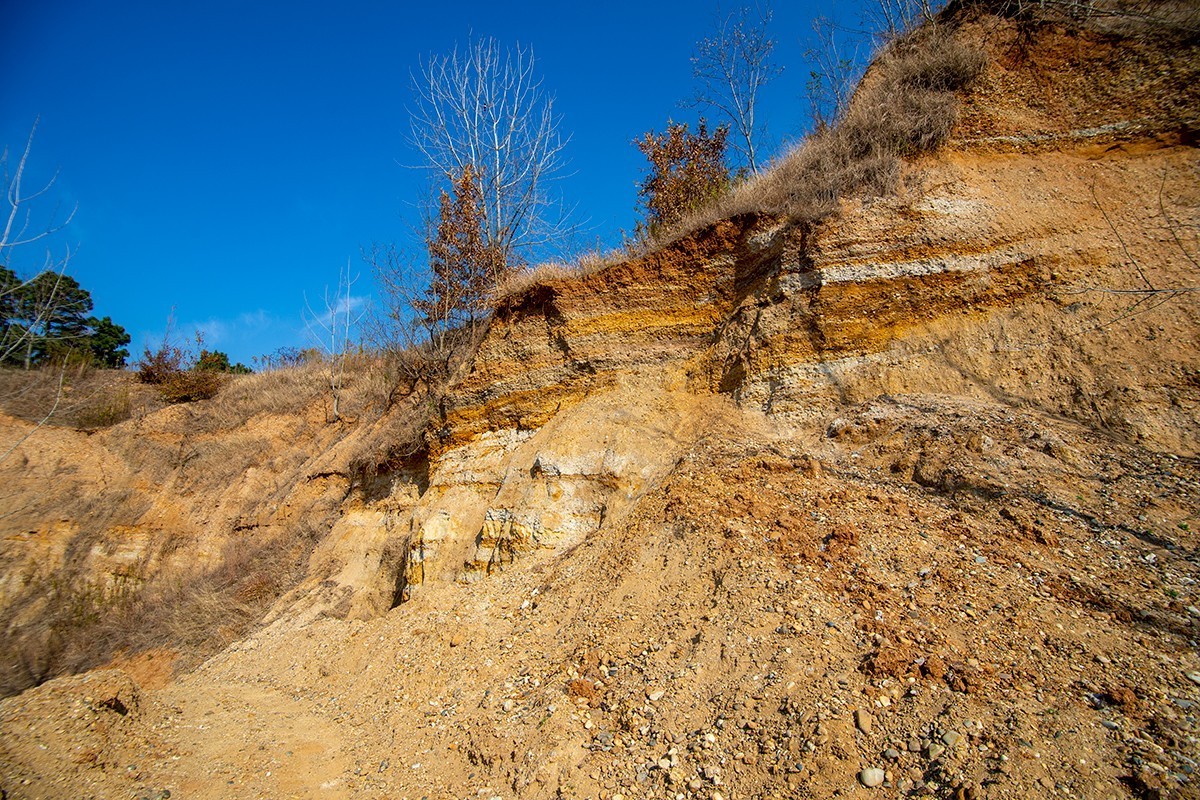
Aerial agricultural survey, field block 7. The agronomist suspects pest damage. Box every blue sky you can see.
[2,0,875,366]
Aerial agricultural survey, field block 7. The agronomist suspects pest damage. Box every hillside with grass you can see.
[2,1,1200,798]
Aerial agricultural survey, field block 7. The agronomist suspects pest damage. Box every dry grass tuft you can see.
[0,366,161,430]
[203,359,329,429]
[493,248,630,300]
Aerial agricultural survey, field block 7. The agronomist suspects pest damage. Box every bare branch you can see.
[303,259,365,422]
[687,3,782,174]
[0,364,66,466]
[407,36,572,265]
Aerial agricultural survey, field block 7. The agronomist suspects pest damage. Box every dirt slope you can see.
[2,4,1200,800]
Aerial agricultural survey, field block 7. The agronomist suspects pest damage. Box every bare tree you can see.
[688,3,783,174]
[803,18,867,131]
[1,118,78,366]
[865,0,939,42]
[304,259,364,423]
[0,120,81,466]
[408,36,571,267]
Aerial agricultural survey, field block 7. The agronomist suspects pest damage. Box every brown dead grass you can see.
[0,519,327,697]
[494,248,629,301]
[661,24,986,244]
[0,366,161,429]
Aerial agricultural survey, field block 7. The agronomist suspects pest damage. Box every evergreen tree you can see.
[88,316,131,368]
[0,269,131,369]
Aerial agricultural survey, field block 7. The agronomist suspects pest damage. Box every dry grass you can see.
[494,248,629,300]
[646,24,986,248]
[0,366,161,430]
[200,359,330,430]
[988,0,1200,39]
[0,519,327,697]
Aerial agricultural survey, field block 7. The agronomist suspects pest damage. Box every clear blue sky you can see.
[2,0,875,366]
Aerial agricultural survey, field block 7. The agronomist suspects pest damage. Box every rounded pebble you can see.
[860,768,886,788]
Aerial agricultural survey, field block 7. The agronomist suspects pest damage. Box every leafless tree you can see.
[0,120,79,465]
[304,259,364,422]
[865,0,939,42]
[687,3,783,174]
[803,17,867,131]
[408,36,571,266]
[1,117,78,366]
[364,242,464,398]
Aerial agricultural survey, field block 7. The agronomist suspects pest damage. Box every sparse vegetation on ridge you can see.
[649,22,986,246]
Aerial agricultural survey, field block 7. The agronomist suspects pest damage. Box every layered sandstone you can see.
[1,7,1199,798]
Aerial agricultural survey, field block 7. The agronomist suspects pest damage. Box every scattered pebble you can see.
[859,767,886,787]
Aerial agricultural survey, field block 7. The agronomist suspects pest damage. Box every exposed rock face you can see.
[2,9,1200,798]
[2,4,1196,637]
[298,7,1200,607]
[438,218,781,449]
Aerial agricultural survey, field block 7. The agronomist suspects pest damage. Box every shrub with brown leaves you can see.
[636,120,732,236]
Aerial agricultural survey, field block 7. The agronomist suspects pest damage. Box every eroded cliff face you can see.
[2,8,1200,798]
[2,3,1196,640]
[360,8,1199,603]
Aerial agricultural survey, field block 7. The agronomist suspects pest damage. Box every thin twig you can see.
[1091,179,1154,291]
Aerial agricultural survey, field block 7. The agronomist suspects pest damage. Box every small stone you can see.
[1186,672,1200,687]
[927,744,945,760]
[613,795,625,800]
[941,731,961,747]
[502,699,514,712]
[883,748,900,760]
[855,710,873,734]
[712,792,725,800]
[688,779,703,791]
[859,768,886,788]
[907,739,921,752]
[648,690,666,702]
